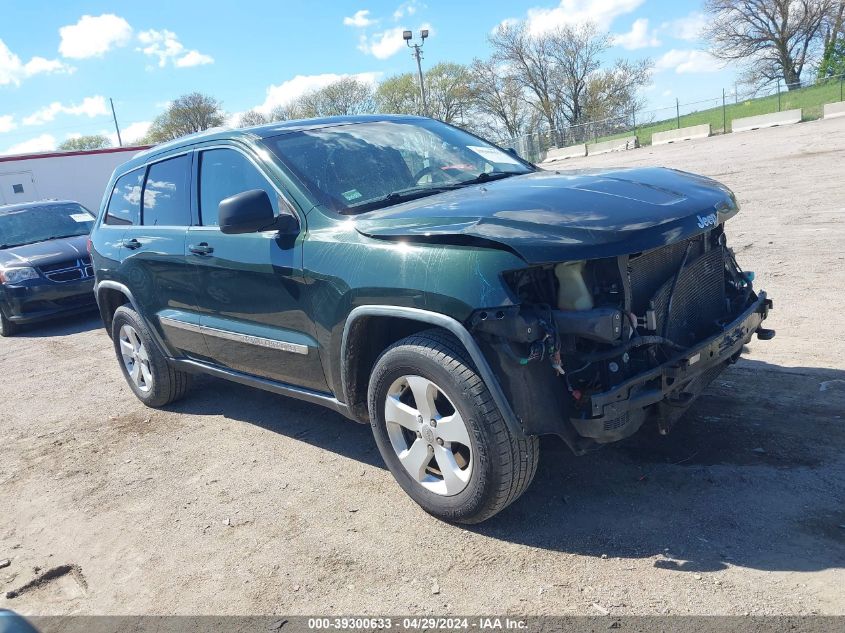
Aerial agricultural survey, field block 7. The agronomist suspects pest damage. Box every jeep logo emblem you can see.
[697,213,718,229]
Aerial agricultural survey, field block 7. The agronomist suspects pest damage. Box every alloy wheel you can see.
[384,375,473,496]
[119,324,153,392]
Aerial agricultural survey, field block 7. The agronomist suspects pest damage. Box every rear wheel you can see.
[111,305,190,407]
[368,329,539,524]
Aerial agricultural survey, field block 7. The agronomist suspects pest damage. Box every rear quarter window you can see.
[105,168,144,226]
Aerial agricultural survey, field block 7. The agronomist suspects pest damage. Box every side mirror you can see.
[219,189,284,235]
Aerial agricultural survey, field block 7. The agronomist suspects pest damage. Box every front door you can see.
[188,146,327,392]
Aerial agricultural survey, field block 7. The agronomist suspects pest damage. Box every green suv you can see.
[89,115,773,523]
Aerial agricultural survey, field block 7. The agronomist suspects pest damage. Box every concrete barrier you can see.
[542,143,587,162]
[731,109,802,132]
[586,136,638,156]
[823,101,845,119]
[652,123,711,146]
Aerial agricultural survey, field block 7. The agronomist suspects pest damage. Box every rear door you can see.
[119,153,207,358]
[187,145,327,392]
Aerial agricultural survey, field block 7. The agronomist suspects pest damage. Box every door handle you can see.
[189,242,214,256]
[122,238,141,250]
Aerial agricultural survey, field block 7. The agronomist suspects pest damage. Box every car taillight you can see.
[86,237,92,254]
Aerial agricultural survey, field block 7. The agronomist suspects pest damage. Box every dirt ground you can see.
[1,117,844,616]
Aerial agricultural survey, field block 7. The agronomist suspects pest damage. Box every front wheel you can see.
[0,309,17,337]
[368,329,539,524]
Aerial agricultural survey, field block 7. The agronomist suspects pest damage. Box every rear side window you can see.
[198,149,279,226]
[143,155,191,227]
[105,168,144,225]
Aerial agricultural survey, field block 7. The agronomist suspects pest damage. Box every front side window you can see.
[198,149,279,226]
[264,119,532,214]
[0,203,95,249]
[105,168,144,226]
[143,155,191,226]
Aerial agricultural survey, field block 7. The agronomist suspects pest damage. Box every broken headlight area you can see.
[470,224,773,449]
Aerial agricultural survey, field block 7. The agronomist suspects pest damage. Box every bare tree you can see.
[237,110,270,127]
[468,57,530,138]
[489,20,651,143]
[490,22,560,138]
[145,92,226,142]
[704,0,834,89]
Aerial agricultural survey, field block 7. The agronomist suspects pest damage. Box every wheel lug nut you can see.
[427,444,434,453]
[416,431,422,438]
[417,415,423,424]
[436,438,444,446]
[430,419,437,428]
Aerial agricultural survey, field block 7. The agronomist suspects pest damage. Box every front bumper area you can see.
[572,291,772,442]
[1,277,97,324]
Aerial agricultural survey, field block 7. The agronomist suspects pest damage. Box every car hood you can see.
[353,167,738,264]
[0,234,89,268]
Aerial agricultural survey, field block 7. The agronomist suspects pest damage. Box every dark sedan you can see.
[0,200,98,336]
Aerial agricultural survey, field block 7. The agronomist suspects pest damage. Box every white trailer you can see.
[0,145,150,213]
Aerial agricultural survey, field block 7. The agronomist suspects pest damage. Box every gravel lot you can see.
[1,117,844,616]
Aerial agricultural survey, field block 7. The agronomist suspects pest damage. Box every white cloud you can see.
[358,23,432,59]
[23,96,109,126]
[662,12,707,42]
[0,115,16,133]
[0,39,72,86]
[344,10,377,27]
[137,29,213,69]
[500,0,644,35]
[115,120,152,145]
[655,49,722,74]
[393,1,420,20]
[255,72,381,114]
[59,14,133,59]
[175,50,214,68]
[2,134,56,156]
[614,18,660,50]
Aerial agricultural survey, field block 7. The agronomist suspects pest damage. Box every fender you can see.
[340,305,526,438]
[94,279,176,358]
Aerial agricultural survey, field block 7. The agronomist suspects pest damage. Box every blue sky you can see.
[0,0,737,155]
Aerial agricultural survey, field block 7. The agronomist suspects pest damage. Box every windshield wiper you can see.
[452,171,520,187]
[346,185,454,213]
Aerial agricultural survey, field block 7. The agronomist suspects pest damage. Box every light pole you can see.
[403,29,428,116]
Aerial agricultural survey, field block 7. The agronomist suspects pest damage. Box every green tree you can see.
[424,62,474,125]
[58,134,111,151]
[375,73,421,115]
[144,92,226,143]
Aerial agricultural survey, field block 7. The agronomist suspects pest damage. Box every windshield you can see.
[0,203,95,249]
[264,118,533,214]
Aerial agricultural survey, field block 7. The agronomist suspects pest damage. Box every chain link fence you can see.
[498,72,845,163]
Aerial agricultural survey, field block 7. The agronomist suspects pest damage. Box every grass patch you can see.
[592,79,845,147]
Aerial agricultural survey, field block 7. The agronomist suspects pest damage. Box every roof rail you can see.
[132,126,233,158]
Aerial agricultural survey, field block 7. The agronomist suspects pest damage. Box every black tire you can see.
[368,329,539,524]
[0,308,17,337]
[111,305,191,407]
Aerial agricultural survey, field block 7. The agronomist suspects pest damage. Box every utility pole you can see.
[110,98,123,147]
[676,98,680,129]
[403,29,429,116]
[722,88,727,134]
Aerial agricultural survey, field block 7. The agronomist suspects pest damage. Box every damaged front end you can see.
[469,224,774,454]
